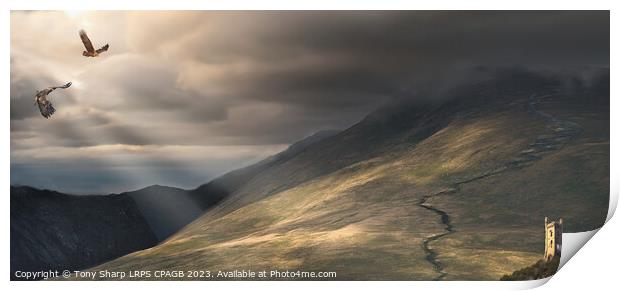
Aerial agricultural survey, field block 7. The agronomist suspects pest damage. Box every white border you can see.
[3,1,617,291]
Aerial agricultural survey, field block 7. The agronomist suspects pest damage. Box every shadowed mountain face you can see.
[10,129,340,279]
[10,186,157,280]
[82,69,609,280]
[122,185,203,241]
[123,130,341,241]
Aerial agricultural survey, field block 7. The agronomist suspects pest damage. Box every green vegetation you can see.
[500,257,560,280]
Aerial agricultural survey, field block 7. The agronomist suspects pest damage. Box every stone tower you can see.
[544,217,563,261]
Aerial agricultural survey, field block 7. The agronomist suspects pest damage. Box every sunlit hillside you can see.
[75,70,609,280]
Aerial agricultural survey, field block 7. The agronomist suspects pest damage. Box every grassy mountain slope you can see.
[10,129,340,280]
[123,130,341,241]
[432,91,609,280]
[82,70,609,280]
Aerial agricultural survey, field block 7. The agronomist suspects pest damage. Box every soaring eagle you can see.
[34,82,72,119]
[79,29,109,57]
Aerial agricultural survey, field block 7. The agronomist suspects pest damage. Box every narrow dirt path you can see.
[417,93,581,280]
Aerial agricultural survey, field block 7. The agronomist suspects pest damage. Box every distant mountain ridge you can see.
[122,129,341,241]
[12,68,609,280]
[10,128,341,279]
[10,186,157,280]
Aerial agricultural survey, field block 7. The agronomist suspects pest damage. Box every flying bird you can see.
[79,29,109,57]
[34,82,72,119]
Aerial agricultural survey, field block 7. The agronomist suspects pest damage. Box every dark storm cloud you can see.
[15,11,610,142]
[136,11,608,115]
[10,11,609,192]
[10,78,40,120]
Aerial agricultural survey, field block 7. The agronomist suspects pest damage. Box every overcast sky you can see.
[10,11,609,194]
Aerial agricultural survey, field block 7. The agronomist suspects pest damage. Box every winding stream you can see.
[416,93,581,280]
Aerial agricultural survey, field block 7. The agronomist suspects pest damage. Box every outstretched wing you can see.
[79,30,95,53]
[50,82,72,90]
[96,44,109,54]
[36,82,69,118]
[36,95,56,119]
